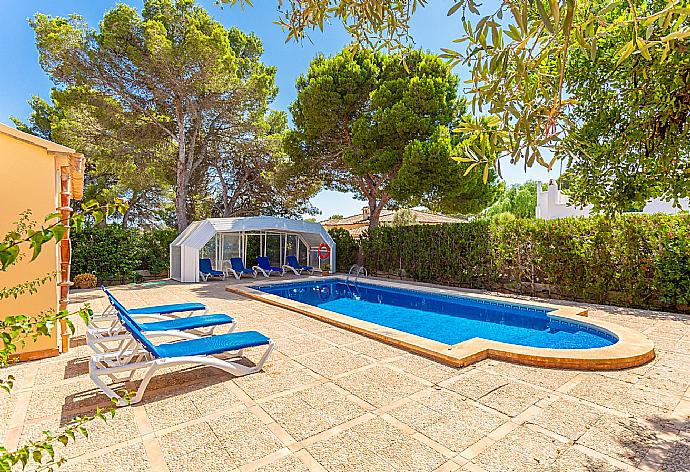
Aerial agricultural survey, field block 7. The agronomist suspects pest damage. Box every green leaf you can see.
[43,212,61,222]
[82,200,99,210]
[548,0,560,25]
[662,30,690,42]
[447,2,462,16]
[29,233,46,261]
[77,306,93,326]
[92,211,104,226]
[598,1,621,17]
[64,318,75,334]
[615,39,635,65]
[0,245,20,270]
[51,224,67,243]
[463,162,479,175]
[43,443,55,459]
[536,0,554,34]
[637,38,652,60]
[511,2,527,33]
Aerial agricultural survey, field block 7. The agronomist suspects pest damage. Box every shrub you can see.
[71,225,178,284]
[73,273,97,289]
[71,225,144,284]
[328,227,359,271]
[358,214,690,311]
[1,207,113,469]
[362,221,494,285]
[139,227,177,275]
[491,211,516,224]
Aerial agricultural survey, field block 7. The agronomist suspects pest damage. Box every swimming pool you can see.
[256,280,617,350]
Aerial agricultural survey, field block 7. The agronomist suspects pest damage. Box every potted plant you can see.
[73,273,98,289]
[322,263,331,276]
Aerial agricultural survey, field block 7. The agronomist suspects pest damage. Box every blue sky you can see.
[0,0,556,220]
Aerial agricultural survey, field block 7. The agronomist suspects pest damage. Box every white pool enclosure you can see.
[170,217,337,282]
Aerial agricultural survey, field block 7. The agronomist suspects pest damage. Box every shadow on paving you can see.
[57,356,258,427]
[580,413,689,472]
[63,356,89,380]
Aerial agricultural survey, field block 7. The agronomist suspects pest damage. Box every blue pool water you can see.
[257,280,617,349]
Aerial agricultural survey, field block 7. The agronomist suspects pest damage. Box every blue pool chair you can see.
[253,257,285,278]
[89,300,273,405]
[199,258,225,281]
[282,255,314,275]
[100,286,206,318]
[89,287,237,354]
[228,257,257,280]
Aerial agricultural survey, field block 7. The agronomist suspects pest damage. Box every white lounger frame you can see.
[226,267,258,280]
[86,313,237,354]
[87,301,235,354]
[89,332,274,406]
[96,302,209,320]
[281,264,315,276]
[252,265,285,278]
[86,299,211,353]
[199,270,225,281]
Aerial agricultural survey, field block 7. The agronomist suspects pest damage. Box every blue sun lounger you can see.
[110,294,235,335]
[89,301,273,405]
[227,257,257,280]
[100,286,207,318]
[199,258,226,281]
[253,257,285,277]
[282,255,314,275]
[89,287,236,354]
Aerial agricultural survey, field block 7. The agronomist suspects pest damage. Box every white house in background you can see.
[536,180,690,220]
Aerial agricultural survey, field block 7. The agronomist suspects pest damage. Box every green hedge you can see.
[360,214,690,311]
[139,227,178,275]
[328,227,360,270]
[362,221,494,286]
[71,226,177,285]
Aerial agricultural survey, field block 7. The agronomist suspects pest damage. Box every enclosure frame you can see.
[169,217,336,282]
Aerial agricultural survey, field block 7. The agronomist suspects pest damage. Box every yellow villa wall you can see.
[0,133,60,359]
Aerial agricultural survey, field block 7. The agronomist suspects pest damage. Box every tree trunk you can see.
[359,174,391,231]
[175,166,189,231]
[121,206,131,229]
[175,118,189,231]
[368,199,380,229]
[367,194,390,230]
[121,192,140,229]
[218,167,231,217]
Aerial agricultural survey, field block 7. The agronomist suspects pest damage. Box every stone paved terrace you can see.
[2,278,690,472]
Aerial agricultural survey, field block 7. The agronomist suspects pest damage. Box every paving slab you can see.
[0,280,686,471]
